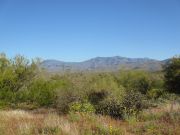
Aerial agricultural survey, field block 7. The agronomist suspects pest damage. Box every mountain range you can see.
[41,56,169,72]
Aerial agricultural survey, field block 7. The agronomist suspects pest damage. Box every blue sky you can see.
[0,0,180,61]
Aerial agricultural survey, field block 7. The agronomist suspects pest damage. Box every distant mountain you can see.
[41,56,169,72]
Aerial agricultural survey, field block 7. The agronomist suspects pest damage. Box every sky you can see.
[0,0,180,61]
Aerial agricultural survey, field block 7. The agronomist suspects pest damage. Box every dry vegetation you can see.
[0,101,179,135]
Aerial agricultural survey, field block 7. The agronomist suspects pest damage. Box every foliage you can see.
[90,87,144,119]
[0,53,39,103]
[164,56,180,94]
[0,53,180,134]
[69,100,95,113]
[56,86,80,114]
[0,53,58,107]
[0,52,179,122]
[96,97,124,119]
[116,70,158,94]
[121,90,145,119]
[27,79,57,106]
[88,90,109,105]
[147,88,165,99]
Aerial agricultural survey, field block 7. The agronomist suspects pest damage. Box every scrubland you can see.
[0,53,179,135]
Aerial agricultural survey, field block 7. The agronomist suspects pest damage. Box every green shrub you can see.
[116,70,161,94]
[122,91,145,117]
[87,84,126,119]
[69,100,95,113]
[88,90,109,105]
[164,56,180,94]
[56,86,80,114]
[96,97,124,119]
[0,100,9,109]
[95,90,146,119]
[28,79,57,107]
[0,90,15,103]
[147,88,165,99]
[0,53,41,106]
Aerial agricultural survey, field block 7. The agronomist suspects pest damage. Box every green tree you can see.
[0,53,39,103]
[117,70,153,94]
[164,56,180,94]
[0,53,10,72]
[28,79,56,106]
[12,55,38,92]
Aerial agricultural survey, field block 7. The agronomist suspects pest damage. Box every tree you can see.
[0,53,9,72]
[0,54,39,102]
[164,56,180,94]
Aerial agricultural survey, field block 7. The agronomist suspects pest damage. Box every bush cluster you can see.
[0,53,173,119]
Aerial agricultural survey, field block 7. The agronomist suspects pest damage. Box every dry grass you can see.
[0,102,179,135]
[128,102,180,135]
[0,110,78,135]
[0,110,125,135]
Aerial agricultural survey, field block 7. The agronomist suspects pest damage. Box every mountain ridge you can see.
[41,56,169,72]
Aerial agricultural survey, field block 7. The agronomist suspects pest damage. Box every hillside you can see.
[41,56,168,72]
